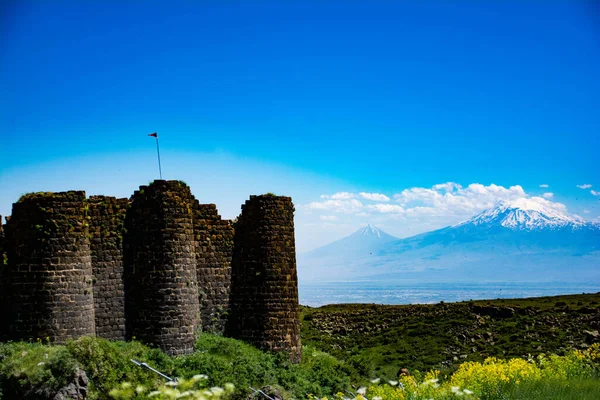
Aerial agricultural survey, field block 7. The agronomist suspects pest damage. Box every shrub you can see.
[66,337,174,399]
[109,375,235,400]
[173,334,277,398]
[449,344,600,398]
[2,337,598,399]
[0,341,78,398]
[173,336,358,399]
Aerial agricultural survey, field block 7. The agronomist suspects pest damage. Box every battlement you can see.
[88,195,129,341]
[0,181,301,361]
[124,181,200,355]
[2,191,95,343]
[226,194,302,362]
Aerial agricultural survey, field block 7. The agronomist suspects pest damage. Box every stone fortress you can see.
[0,180,301,362]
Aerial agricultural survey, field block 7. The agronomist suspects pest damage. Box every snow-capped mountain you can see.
[456,199,590,231]
[348,224,397,242]
[298,201,600,283]
[357,224,386,238]
[299,224,397,263]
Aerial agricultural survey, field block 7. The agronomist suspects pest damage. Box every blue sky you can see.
[1,1,599,251]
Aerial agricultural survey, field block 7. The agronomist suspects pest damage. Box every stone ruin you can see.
[226,195,302,362]
[0,180,301,361]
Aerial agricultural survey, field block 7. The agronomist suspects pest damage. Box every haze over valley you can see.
[298,198,600,305]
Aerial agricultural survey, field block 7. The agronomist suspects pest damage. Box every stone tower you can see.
[193,202,234,333]
[0,215,6,341]
[3,191,95,342]
[88,196,128,340]
[226,194,302,362]
[123,180,200,355]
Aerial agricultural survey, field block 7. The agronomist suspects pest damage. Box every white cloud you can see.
[359,192,390,202]
[303,182,572,246]
[394,182,527,216]
[321,192,391,201]
[319,192,356,200]
[307,199,363,213]
[405,206,447,217]
[390,182,573,220]
[366,204,405,214]
[527,196,567,213]
[539,184,549,188]
[319,215,337,221]
[330,192,356,200]
[577,184,592,189]
[433,182,462,192]
[592,190,600,196]
[394,187,442,205]
[583,209,591,214]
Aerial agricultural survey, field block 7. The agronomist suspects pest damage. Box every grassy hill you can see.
[300,292,600,379]
[1,293,598,399]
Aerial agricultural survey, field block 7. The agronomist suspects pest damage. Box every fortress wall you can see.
[226,194,302,362]
[88,196,128,340]
[3,192,95,342]
[123,180,200,355]
[0,216,5,340]
[193,202,234,333]
[0,182,302,357]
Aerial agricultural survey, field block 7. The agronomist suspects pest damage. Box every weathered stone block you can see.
[3,191,95,342]
[89,196,128,340]
[226,194,302,362]
[123,180,200,355]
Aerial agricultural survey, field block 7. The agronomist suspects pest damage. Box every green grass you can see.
[0,341,78,398]
[175,335,362,398]
[0,335,362,400]
[300,293,600,380]
[494,378,600,400]
[1,293,598,399]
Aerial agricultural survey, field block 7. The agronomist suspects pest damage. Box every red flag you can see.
[148,132,158,138]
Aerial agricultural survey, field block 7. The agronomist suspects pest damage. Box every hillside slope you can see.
[301,292,600,378]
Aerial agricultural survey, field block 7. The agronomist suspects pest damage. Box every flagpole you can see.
[148,132,162,179]
[155,136,163,179]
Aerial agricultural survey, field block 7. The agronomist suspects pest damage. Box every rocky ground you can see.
[300,293,600,379]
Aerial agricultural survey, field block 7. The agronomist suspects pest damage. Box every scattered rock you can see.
[4,368,89,400]
[472,305,515,319]
[577,307,597,314]
[583,330,599,343]
[247,385,284,400]
[53,369,88,400]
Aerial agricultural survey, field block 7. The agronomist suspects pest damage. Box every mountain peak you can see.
[300,224,398,260]
[497,198,562,214]
[458,199,589,231]
[359,224,382,237]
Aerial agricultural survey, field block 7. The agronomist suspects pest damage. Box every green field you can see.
[301,292,600,379]
[1,293,598,399]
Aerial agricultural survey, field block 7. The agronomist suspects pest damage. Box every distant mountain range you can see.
[297,200,600,283]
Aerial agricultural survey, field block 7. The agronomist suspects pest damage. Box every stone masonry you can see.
[88,196,128,340]
[226,194,302,362]
[1,182,301,361]
[193,202,234,333]
[3,191,95,342]
[0,216,5,341]
[123,181,200,356]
